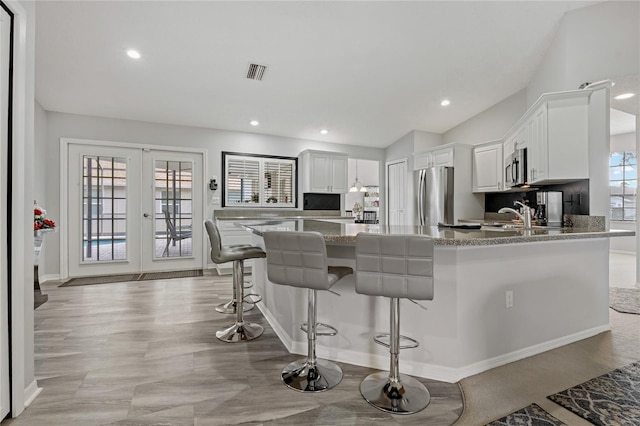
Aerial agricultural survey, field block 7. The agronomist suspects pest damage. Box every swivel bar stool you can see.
[204,220,266,342]
[263,231,352,392]
[355,233,434,415]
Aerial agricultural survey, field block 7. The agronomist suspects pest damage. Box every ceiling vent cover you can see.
[246,63,267,81]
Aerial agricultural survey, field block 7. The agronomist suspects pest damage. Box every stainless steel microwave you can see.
[505,148,527,188]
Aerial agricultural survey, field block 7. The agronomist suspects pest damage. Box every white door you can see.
[386,159,407,226]
[68,144,204,277]
[0,4,10,419]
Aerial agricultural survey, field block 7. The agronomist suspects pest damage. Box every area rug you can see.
[609,287,640,314]
[60,270,203,287]
[486,403,566,426]
[547,360,640,426]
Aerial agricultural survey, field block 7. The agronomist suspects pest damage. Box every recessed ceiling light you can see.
[441,99,451,106]
[249,120,259,126]
[320,129,329,135]
[126,49,141,59]
[614,93,636,100]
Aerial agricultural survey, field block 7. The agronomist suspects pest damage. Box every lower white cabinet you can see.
[473,141,503,193]
[213,219,253,275]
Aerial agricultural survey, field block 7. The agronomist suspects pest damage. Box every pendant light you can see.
[349,160,368,193]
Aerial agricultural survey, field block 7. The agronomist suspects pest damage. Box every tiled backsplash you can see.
[485,179,590,215]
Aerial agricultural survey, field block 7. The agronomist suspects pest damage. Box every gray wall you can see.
[39,112,385,276]
[443,90,527,145]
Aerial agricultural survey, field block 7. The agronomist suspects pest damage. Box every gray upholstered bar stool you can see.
[263,230,353,392]
[204,220,266,342]
[355,233,434,415]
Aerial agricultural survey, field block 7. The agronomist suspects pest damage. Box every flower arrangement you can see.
[34,201,56,231]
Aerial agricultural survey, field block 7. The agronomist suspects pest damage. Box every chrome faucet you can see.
[498,201,533,229]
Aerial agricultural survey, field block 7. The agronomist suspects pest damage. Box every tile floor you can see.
[5,252,640,425]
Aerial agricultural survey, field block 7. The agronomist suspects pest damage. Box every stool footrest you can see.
[373,333,419,349]
[300,322,338,336]
[243,281,253,290]
[243,293,262,304]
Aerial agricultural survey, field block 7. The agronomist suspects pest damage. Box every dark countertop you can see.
[235,218,634,247]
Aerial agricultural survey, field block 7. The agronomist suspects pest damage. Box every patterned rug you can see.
[60,270,203,287]
[547,360,640,426]
[609,287,640,314]
[486,403,566,426]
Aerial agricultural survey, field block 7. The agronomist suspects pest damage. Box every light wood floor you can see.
[8,273,463,426]
[6,253,640,425]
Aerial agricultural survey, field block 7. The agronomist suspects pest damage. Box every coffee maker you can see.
[535,191,563,227]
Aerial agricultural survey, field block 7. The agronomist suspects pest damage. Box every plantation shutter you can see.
[264,160,295,206]
[226,156,261,205]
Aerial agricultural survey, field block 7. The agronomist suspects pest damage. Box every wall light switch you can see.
[505,290,514,309]
[211,196,220,205]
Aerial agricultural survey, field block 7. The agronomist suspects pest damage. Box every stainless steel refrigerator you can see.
[415,166,454,226]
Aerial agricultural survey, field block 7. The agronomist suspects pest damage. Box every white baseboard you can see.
[23,380,42,408]
[262,319,611,383]
[609,250,636,255]
[256,304,293,351]
[40,274,60,283]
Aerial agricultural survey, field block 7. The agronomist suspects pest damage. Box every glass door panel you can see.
[82,155,128,262]
[154,160,194,258]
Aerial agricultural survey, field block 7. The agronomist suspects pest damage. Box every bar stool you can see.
[204,220,266,342]
[355,233,434,415]
[263,230,353,392]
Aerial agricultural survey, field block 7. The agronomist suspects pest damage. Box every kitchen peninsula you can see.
[235,218,633,383]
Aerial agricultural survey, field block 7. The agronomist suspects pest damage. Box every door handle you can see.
[143,213,151,218]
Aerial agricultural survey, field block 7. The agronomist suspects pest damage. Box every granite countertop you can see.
[214,209,354,221]
[235,218,634,247]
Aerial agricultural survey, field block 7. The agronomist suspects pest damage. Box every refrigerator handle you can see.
[418,169,425,226]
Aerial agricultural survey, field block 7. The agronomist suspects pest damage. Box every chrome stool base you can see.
[281,359,343,392]
[215,321,263,343]
[215,299,254,314]
[360,371,430,415]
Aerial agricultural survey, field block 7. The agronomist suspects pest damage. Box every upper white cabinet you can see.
[299,150,348,193]
[528,97,589,184]
[413,146,454,170]
[472,141,503,193]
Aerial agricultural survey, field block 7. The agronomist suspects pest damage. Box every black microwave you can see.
[505,148,527,188]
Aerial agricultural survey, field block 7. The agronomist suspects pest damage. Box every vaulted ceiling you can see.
[36,1,600,148]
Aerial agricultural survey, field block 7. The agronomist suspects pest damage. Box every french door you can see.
[67,143,204,278]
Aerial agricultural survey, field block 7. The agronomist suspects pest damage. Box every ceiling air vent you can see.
[246,63,267,81]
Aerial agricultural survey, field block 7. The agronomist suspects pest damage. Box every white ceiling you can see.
[36,1,600,148]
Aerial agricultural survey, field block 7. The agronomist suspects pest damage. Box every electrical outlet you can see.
[505,290,514,309]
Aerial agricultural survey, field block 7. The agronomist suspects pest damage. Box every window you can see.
[610,151,636,221]
[222,152,297,208]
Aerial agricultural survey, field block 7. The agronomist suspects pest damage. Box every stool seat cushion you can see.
[355,233,434,301]
[204,219,265,264]
[218,245,266,263]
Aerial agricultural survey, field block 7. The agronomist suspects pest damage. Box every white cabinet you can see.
[299,150,348,193]
[528,97,589,184]
[473,141,503,193]
[214,219,252,275]
[413,147,454,170]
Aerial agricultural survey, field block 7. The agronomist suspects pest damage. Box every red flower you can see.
[34,208,42,215]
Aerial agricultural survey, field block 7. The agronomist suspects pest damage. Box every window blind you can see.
[223,153,297,207]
